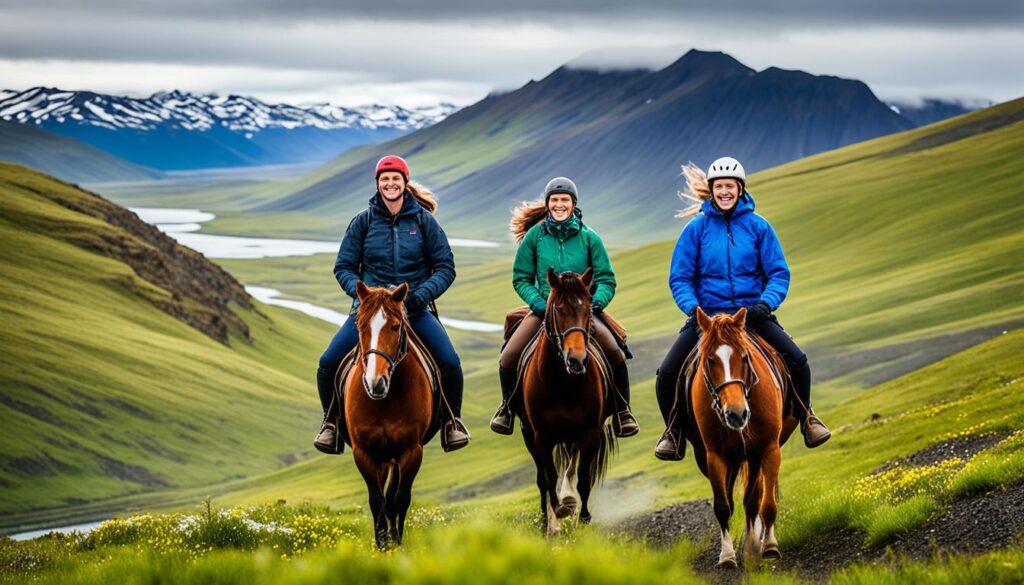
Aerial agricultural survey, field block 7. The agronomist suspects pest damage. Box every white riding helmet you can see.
[707,157,746,184]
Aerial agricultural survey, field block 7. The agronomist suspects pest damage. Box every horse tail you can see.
[591,422,617,484]
[554,443,577,473]
[384,458,401,511]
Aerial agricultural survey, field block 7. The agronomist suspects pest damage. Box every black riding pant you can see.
[654,314,809,423]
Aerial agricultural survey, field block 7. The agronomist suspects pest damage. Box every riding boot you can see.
[440,364,470,452]
[490,367,518,435]
[654,370,686,461]
[314,365,343,454]
[611,362,639,438]
[791,362,830,448]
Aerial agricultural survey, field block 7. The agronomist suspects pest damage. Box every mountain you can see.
[253,49,934,241]
[888,98,990,127]
[0,120,159,183]
[0,161,334,525]
[0,88,460,170]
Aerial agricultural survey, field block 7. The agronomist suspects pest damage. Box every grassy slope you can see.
[0,163,336,529]
[0,121,158,183]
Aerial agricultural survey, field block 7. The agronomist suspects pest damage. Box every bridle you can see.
[543,300,593,365]
[703,347,760,420]
[362,317,409,381]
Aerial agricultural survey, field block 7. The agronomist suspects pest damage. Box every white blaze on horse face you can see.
[363,308,387,388]
[715,345,734,380]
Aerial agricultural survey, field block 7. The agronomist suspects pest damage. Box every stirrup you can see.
[654,428,684,461]
[313,420,343,455]
[490,401,515,435]
[614,409,640,438]
[443,418,470,452]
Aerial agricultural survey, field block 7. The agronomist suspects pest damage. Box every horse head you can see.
[545,267,594,375]
[355,281,410,400]
[696,307,758,431]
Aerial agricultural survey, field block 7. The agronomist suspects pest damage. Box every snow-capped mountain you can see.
[0,87,459,170]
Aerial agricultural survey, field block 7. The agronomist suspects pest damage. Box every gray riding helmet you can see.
[544,176,578,204]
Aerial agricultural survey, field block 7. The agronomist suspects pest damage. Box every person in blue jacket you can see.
[653,157,830,461]
[313,155,470,454]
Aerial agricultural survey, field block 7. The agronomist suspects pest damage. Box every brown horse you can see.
[689,307,799,568]
[345,281,433,550]
[520,267,616,535]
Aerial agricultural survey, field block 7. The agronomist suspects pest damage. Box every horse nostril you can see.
[373,378,388,397]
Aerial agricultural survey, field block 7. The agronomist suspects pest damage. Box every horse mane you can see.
[509,198,548,243]
[676,162,711,219]
[355,289,406,330]
[550,272,590,305]
[407,181,437,214]
[698,316,753,356]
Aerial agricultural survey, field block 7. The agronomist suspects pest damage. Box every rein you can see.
[703,348,760,420]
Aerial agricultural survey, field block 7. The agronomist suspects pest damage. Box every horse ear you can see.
[356,280,369,301]
[547,266,560,289]
[695,307,712,332]
[581,266,594,288]
[732,307,747,329]
[391,282,409,304]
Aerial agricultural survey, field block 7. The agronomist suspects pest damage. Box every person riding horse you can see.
[654,157,830,460]
[490,177,639,438]
[314,155,470,454]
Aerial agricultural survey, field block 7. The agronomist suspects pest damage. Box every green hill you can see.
[0,162,334,532]
[0,121,159,183]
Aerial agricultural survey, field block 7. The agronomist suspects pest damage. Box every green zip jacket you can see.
[512,214,616,314]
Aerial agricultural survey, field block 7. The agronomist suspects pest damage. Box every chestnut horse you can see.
[520,268,616,535]
[345,281,433,550]
[690,307,799,567]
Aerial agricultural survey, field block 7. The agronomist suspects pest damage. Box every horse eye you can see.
[391,324,401,331]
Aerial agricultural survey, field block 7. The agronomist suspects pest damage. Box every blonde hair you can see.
[509,199,549,243]
[676,162,711,218]
[406,180,437,213]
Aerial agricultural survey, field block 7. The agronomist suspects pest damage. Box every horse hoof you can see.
[579,513,592,524]
[555,497,577,518]
[762,546,782,560]
[717,557,737,569]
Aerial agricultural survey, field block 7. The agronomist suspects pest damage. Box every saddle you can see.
[665,328,794,438]
[503,306,626,425]
[331,320,451,449]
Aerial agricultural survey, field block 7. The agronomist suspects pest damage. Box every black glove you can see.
[748,301,772,321]
[405,292,428,314]
[592,302,604,314]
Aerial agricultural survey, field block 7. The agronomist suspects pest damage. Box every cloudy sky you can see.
[1,0,1022,108]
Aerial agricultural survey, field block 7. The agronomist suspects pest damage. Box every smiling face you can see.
[711,178,741,211]
[547,193,575,221]
[377,171,407,203]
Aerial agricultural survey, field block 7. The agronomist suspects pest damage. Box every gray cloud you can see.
[0,1,1021,105]
[4,0,1023,26]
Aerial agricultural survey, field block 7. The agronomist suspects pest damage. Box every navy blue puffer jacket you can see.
[334,192,456,313]
[669,193,790,317]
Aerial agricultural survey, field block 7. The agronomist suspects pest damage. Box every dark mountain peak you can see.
[665,49,755,76]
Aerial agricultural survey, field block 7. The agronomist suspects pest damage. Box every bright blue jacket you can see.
[669,193,790,317]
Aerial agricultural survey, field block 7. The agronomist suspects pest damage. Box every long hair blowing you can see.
[509,198,549,243]
[407,181,437,213]
[676,163,711,218]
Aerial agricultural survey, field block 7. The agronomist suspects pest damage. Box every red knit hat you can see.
[375,155,410,180]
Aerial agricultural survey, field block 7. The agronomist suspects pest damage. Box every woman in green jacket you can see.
[489,177,639,438]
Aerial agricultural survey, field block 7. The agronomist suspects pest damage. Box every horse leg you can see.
[742,456,765,566]
[575,429,601,524]
[522,426,549,529]
[708,452,737,568]
[384,460,401,545]
[394,445,423,546]
[555,446,579,518]
[353,447,389,550]
[539,439,563,536]
[760,445,783,559]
